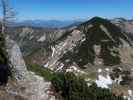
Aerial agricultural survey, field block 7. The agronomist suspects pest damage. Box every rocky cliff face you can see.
[0,36,56,100]
[6,36,28,80]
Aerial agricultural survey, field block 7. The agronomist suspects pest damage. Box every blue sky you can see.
[10,0,133,21]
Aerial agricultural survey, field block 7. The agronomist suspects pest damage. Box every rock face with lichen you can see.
[0,21,56,100]
[6,36,28,80]
[0,35,56,100]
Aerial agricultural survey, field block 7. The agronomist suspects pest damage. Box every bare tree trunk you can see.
[1,0,6,34]
[0,0,15,80]
[1,22,5,34]
[1,0,15,34]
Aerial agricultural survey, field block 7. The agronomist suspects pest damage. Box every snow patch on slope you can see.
[38,34,46,42]
[66,66,85,74]
[100,24,115,42]
[95,75,112,88]
[51,46,56,57]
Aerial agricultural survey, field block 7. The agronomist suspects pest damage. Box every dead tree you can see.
[0,0,15,34]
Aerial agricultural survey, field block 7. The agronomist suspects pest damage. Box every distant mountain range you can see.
[12,18,133,29]
[13,20,83,28]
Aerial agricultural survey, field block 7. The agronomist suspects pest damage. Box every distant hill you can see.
[111,17,133,40]
[111,17,133,34]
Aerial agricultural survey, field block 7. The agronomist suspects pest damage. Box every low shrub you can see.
[26,63,126,100]
[27,63,53,81]
[51,72,125,100]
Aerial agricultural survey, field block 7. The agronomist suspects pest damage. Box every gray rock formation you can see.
[5,36,56,100]
[6,36,28,80]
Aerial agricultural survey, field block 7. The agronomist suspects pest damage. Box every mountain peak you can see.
[89,16,107,24]
[80,17,109,26]
[78,17,132,46]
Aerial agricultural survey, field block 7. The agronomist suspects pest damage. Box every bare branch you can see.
[0,0,16,34]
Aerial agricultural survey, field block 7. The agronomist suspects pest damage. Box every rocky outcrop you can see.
[6,36,28,80]
[4,36,56,100]
[4,72,56,100]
